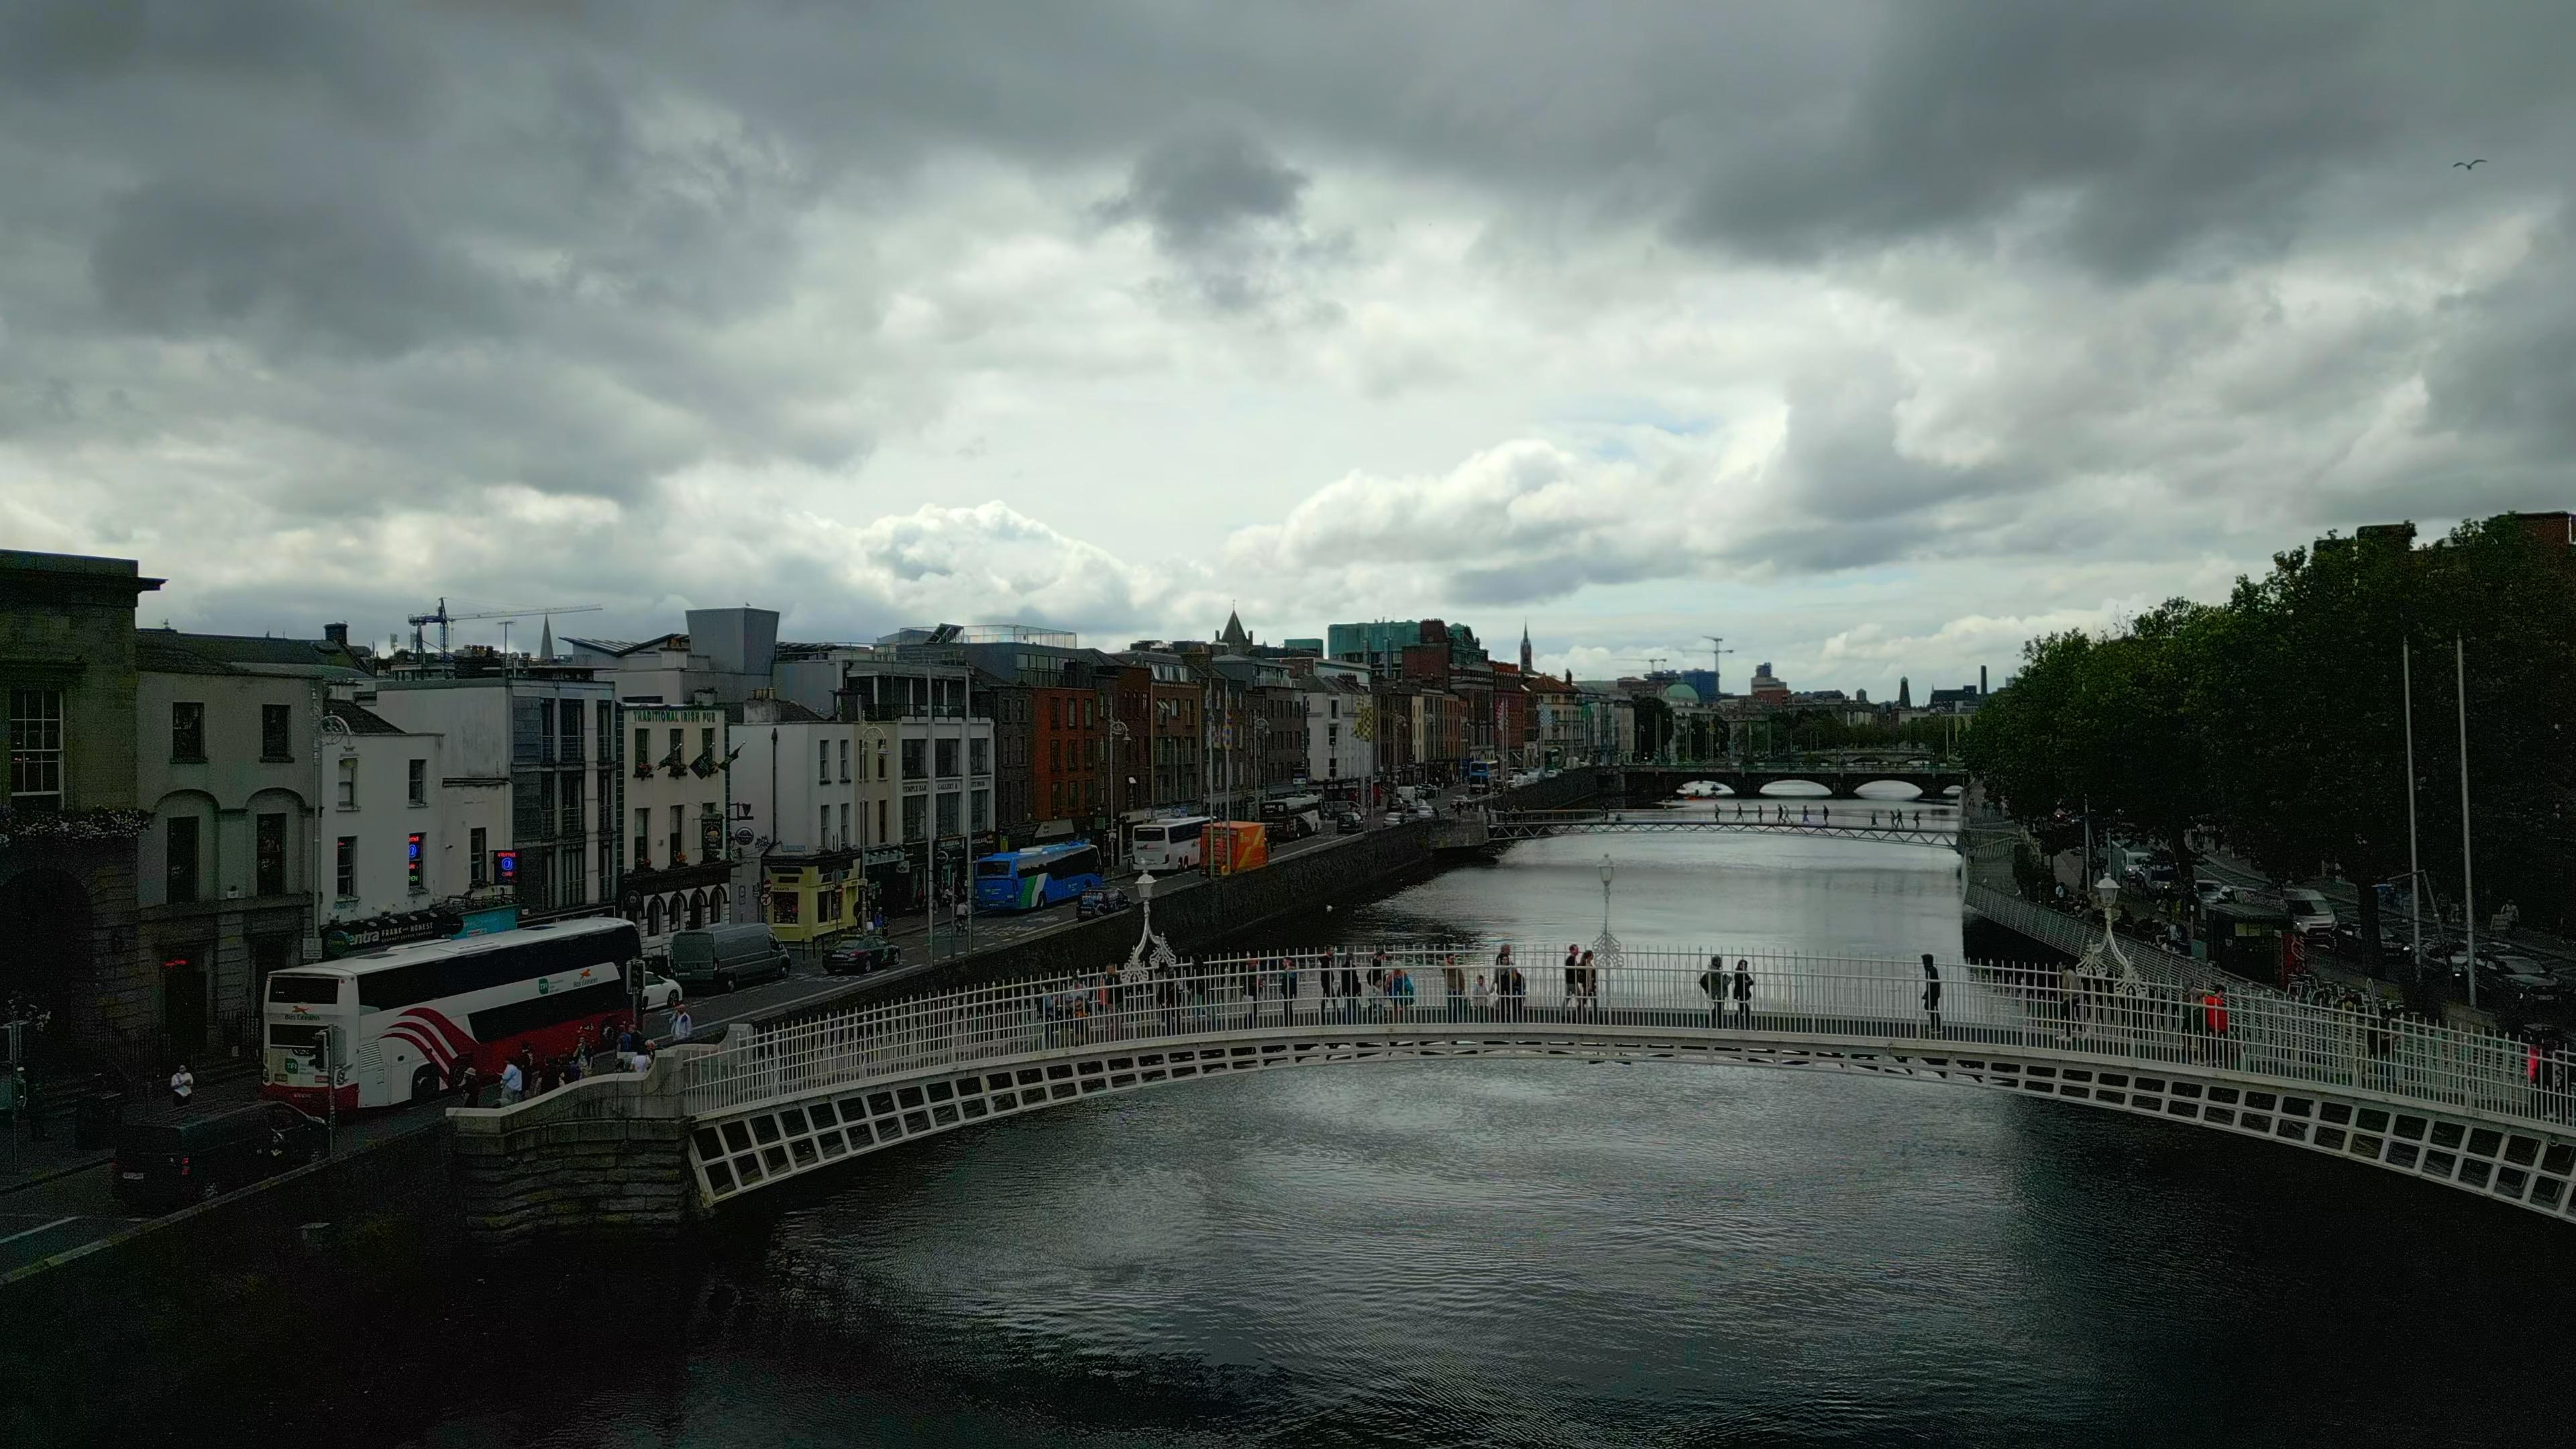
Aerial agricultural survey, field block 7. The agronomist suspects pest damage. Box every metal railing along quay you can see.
[678,946,2574,1134]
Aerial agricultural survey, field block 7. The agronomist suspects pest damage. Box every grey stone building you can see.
[0,551,160,1054]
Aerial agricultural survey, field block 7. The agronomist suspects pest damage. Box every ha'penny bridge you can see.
[453,922,2576,1238]
[1444,807,1961,848]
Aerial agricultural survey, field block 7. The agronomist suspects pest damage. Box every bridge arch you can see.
[667,949,2576,1226]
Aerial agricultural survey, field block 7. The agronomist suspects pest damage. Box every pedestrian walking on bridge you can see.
[1700,955,1725,1027]
[1731,959,1753,1025]
[1921,954,1942,1036]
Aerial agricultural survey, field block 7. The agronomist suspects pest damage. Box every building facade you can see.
[368,665,623,921]
[1,552,161,1056]
[619,705,735,956]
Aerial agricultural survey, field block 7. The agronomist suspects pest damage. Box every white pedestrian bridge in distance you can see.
[667,944,2576,1226]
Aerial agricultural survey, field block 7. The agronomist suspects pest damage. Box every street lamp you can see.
[1593,853,1623,967]
[1126,869,1177,975]
[2089,872,2130,971]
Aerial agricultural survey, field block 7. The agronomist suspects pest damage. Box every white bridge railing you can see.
[680,946,2573,1133]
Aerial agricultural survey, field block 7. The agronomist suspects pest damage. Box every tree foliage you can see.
[1968,515,2576,938]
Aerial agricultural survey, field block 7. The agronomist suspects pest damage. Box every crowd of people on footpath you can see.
[450,1013,685,1106]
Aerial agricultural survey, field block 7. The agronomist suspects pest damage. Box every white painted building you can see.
[1297,666,1374,790]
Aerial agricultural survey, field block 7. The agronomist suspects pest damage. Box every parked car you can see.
[823,934,902,975]
[641,972,684,1011]
[668,922,794,993]
[1077,888,1132,920]
[2503,972,2561,1007]
[2281,888,2337,938]
[1335,811,1366,835]
[114,1102,327,1212]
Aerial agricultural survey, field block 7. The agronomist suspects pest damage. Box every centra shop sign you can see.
[321,909,462,958]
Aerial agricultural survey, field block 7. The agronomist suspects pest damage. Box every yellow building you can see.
[761,851,866,944]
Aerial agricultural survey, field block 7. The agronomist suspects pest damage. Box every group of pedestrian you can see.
[1697,957,1756,1025]
[1560,945,1603,1014]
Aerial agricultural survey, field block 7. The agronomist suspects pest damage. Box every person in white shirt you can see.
[632,1044,654,1075]
[500,1059,524,1103]
[672,1008,693,1044]
[168,1063,195,1109]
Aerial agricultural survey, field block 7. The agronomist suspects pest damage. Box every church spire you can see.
[1519,619,1533,673]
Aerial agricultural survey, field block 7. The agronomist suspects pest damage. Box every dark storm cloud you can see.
[89,176,515,358]
[3,0,2573,639]
[1104,130,1309,252]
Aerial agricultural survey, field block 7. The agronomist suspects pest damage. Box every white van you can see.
[2281,888,2336,938]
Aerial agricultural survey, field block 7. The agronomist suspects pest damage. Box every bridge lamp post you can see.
[2092,873,2131,972]
[1594,854,1624,967]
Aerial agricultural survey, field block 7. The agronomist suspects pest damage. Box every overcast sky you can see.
[2,2,2567,696]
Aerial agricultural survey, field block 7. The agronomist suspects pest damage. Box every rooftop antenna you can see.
[1702,635,1736,696]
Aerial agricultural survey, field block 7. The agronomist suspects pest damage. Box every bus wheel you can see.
[411,1065,443,1104]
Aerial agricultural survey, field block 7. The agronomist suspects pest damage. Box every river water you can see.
[127,793,2576,1446]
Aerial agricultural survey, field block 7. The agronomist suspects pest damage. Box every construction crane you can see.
[408,598,602,655]
[1702,635,1737,696]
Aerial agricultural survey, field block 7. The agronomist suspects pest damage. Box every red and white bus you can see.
[263,918,643,1112]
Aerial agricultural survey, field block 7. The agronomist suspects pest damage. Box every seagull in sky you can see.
[2453,159,2487,169]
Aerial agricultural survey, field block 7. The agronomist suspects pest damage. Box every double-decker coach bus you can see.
[974,842,1106,912]
[1129,815,1212,872]
[263,918,643,1112]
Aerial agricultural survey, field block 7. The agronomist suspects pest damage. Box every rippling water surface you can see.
[178,794,2576,1446]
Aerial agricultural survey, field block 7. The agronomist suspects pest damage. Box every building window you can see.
[839,738,850,783]
[839,802,851,847]
[256,812,287,896]
[771,890,799,924]
[262,704,292,761]
[407,758,427,805]
[170,702,205,762]
[598,702,614,757]
[971,738,989,774]
[669,804,686,863]
[820,804,832,849]
[335,836,356,900]
[877,799,888,844]
[598,840,614,896]
[935,739,959,779]
[901,796,925,843]
[564,841,587,902]
[901,739,924,779]
[818,739,830,785]
[336,756,358,809]
[634,808,651,868]
[598,767,614,835]
[7,688,63,810]
[934,792,959,839]
[560,700,583,763]
[407,832,425,894]
[165,814,200,903]
[634,727,651,771]
[971,790,989,833]
[561,771,584,838]
[876,742,888,780]
[470,826,488,886]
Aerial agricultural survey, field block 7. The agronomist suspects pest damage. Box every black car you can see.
[1334,812,1366,835]
[1077,888,1132,919]
[823,934,902,975]
[113,1102,327,1212]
